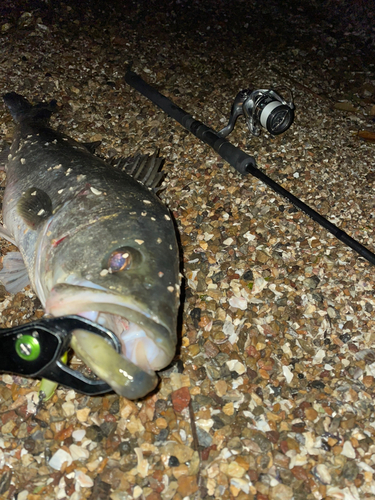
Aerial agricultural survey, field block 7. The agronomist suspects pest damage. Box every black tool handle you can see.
[0,316,121,394]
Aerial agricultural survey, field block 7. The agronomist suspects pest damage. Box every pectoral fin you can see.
[0,252,30,293]
[0,224,16,245]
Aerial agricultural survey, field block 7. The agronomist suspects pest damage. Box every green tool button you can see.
[15,334,41,361]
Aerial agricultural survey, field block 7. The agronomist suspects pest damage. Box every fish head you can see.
[38,191,180,398]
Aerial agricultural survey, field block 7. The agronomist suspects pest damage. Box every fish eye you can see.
[106,247,141,273]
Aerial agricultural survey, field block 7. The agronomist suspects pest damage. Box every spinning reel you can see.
[218,88,294,138]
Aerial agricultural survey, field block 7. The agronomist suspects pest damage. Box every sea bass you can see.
[0,92,180,399]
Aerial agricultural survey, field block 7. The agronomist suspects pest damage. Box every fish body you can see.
[0,92,180,398]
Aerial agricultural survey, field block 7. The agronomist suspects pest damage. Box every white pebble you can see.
[62,401,75,417]
[72,429,86,442]
[283,365,294,384]
[17,491,29,500]
[223,237,234,245]
[48,449,73,470]
[69,444,90,461]
[133,485,143,499]
[315,463,332,485]
[75,470,93,488]
[228,296,247,310]
[341,440,356,459]
[226,359,246,375]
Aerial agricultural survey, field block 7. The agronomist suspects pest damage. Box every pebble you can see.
[177,475,198,496]
[314,464,332,485]
[162,443,194,463]
[75,470,93,488]
[48,449,73,470]
[62,401,75,417]
[342,441,356,459]
[171,387,191,412]
[269,484,294,500]
[76,408,91,422]
[227,461,246,478]
[196,426,213,447]
[72,429,86,442]
[69,444,90,461]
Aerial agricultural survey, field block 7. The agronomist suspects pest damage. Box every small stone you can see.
[62,401,75,417]
[0,471,11,495]
[1,420,16,434]
[162,443,194,463]
[177,475,198,496]
[256,250,269,263]
[155,417,168,429]
[230,478,250,494]
[75,470,94,488]
[291,466,309,481]
[168,456,180,467]
[341,460,359,481]
[226,360,246,375]
[341,440,356,458]
[215,380,228,397]
[305,408,318,421]
[171,386,191,412]
[362,376,374,388]
[86,425,104,442]
[314,463,332,484]
[251,432,272,453]
[23,438,35,453]
[16,491,28,500]
[341,417,356,430]
[303,276,320,289]
[204,339,220,358]
[118,441,132,456]
[69,444,90,461]
[269,483,293,500]
[76,407,91,422]
[48,448,73,470]
[196,418,214,432]
[72,429,86,442]
[228,296,248,310]
[227,461,246,478]
[127,415,145,435]
[100,421,117,437]
[223,402,234,416]
[196,427,213,447]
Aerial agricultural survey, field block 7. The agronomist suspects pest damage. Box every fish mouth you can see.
[45,284,176,399]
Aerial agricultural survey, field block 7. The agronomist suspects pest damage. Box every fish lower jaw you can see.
[74,310,173,373]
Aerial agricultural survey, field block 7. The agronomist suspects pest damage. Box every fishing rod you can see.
[125,68,375,267]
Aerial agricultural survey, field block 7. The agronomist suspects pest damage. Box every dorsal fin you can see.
[110,150,165,190]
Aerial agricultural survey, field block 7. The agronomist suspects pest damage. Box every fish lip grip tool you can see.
[0,315,121,395]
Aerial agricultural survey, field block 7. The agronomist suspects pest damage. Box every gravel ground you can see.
[1,0,375,499]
